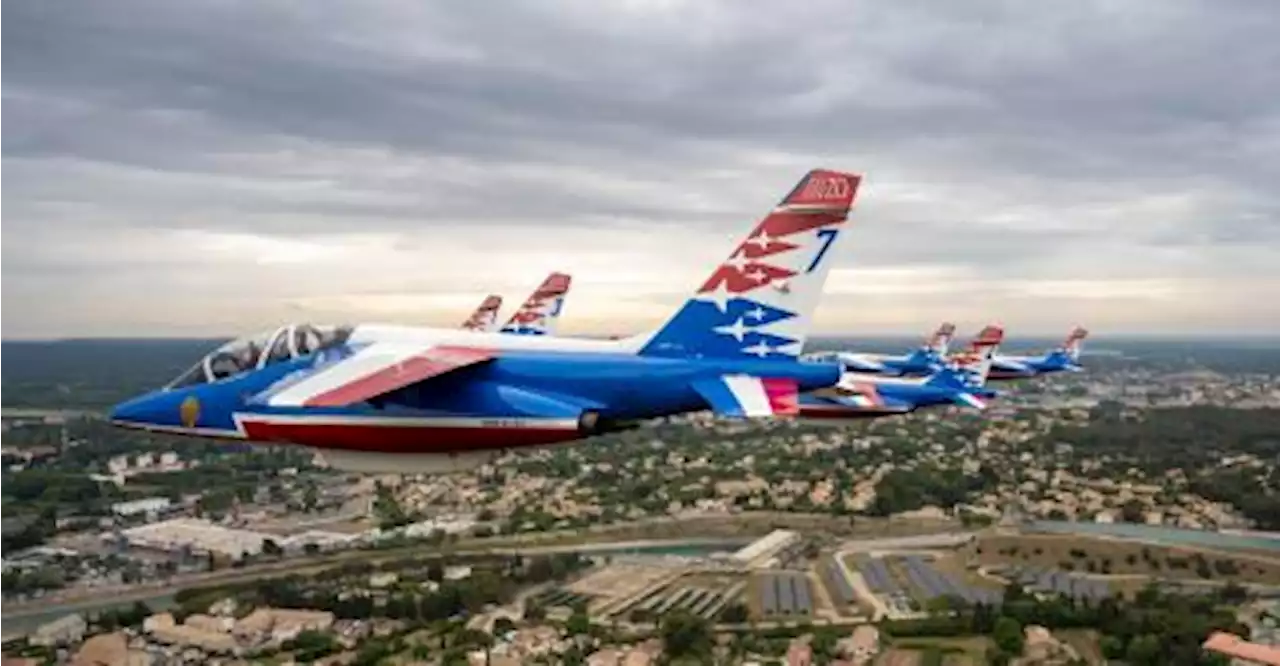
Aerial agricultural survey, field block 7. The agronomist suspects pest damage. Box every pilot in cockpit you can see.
[166,323,354,390]
[244,342,264,368]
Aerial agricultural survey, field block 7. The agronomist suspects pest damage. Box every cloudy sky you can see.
[4,0,1279,339]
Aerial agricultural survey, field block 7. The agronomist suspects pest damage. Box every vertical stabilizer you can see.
[638,169,863,359]
[927,322,957,356]
[460,295,503,332]
[500,272,572,336]
[1061,326,1088,362]
[956,324,1005,386]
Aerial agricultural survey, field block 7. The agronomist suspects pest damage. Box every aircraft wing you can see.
[256,343,496,408]
[835,353,889,373]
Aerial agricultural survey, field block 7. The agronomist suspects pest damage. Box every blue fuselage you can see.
[111,346,842,434]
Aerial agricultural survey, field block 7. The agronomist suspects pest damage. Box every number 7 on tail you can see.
[806,228,840,273]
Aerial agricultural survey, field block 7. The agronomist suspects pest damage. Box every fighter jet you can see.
[499,272,571,336]
[460,295,503,332]
[109,169,864,473]
[797,324,1004,421]
[987,326,1089,380]
[828,322,956,377]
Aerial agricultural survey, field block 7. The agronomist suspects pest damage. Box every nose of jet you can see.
[109,394,155,426]
[109,390,180,428]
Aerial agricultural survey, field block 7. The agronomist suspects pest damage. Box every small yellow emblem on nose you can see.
[180,396,201,428]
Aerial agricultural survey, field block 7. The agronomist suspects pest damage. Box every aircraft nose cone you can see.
[109,395,155,425]
[109,390,185,429]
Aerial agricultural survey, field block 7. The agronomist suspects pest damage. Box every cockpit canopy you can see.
[167,323,353,389]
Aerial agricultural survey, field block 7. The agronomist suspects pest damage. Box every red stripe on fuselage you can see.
[238,418,580,452]
[304,346,493,407]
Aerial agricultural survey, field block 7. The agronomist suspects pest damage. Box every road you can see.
[1,536,748,624]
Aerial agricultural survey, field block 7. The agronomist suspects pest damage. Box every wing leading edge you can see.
[258,344,497,408]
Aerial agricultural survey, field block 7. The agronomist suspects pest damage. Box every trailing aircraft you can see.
[460,295,503,332]
[797,324,1004,421]
[108,169,864,473]
[831,322,956,377]
[986,326,1089,380]
[499,272,571,336]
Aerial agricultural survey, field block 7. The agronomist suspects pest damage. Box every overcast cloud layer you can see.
[4,0,1279,338]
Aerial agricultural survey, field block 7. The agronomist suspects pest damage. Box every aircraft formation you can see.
[109,169,1089,473]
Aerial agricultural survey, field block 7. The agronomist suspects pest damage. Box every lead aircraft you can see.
[109,169,864,473]
[987,326,1089,380]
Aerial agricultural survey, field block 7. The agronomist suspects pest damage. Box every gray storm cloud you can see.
[3,0,1279,337]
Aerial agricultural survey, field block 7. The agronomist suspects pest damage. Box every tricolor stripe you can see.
[695,374,799,418]
[267,344,494,408]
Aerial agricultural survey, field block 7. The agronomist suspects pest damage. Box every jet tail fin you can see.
[925,321,956,356]
[1061,325,1088,361]
[461,295,503,332]
[691,375,799,418]
[500,272,572,336]
[957,324,1004,387]
[638,169,863,360]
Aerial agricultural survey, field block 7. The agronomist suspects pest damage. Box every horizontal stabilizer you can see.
[261,343,496,408]
[692,375,799,418]
[951,392,988,410]
[812,378,886,406]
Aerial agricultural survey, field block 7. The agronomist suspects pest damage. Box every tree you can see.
[1125,634,1161,665]
[992,616,1024,656]
[566,610,591,636]
[1120,500,1145,523]
[719,603,749,624]
[1099,635,1125,660]
[660,611,712,660]
[303,482,319,513]
[262,538,284,558]
[427,561,446,582]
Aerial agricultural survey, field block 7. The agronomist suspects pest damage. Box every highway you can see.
[1,536,749,634]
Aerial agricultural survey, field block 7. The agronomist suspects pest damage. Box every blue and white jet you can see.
[109,169,863,473]
[797,324,1004,421]
[987,326,1088,380]
[831,322,956,377]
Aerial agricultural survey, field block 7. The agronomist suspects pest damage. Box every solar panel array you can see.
[900,556,1001,605]
[857,558,901,594]
[758,573,813,616]
[620,584,742,619]
[705,582,747,620]
[533,588,595,608]
[1012,567,1111,601]
[823,558,857,604]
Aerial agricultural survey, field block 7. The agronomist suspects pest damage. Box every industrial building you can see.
[111,496,172,518]
[729,529,801,568]
[121,518,271,558]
